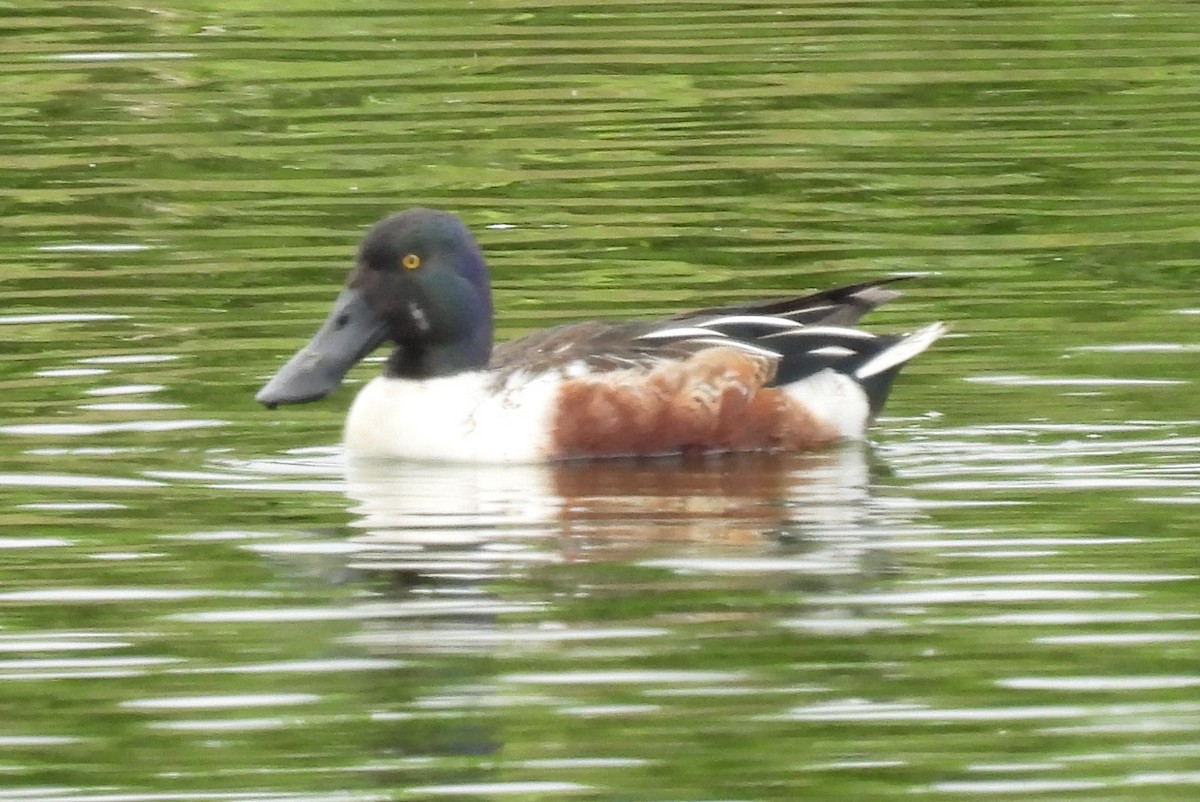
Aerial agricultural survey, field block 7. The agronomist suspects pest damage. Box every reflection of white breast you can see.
[344,373,560,462]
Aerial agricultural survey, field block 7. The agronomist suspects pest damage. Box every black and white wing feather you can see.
[491,277,943,415]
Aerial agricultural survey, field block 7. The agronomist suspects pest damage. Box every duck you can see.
[255,208,945,462]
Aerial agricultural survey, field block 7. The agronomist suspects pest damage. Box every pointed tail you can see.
[853,322,947,416]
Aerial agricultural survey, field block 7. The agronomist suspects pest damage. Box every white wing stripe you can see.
[696,315,803,330]
[764,326,878,341]
[637,326,726,340]
[687,338,782,358]
[807,345,857,358]
[854,322,947,379]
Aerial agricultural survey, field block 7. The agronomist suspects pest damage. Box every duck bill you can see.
[256,287,388,408]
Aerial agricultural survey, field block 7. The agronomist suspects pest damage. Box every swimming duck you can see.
[256,208,944,462]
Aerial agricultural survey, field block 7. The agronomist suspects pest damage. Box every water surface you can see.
[2,1,1200,800]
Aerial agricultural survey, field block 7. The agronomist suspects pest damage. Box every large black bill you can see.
[255,287,388,408]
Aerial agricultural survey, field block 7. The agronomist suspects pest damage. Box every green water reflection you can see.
[2,1,1200,800]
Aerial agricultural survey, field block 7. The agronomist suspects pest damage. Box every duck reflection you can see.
[342,446,883,579]
[213,446,914,786]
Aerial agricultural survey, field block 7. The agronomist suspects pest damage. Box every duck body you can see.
[343,348,875,463]
[256,209,945,463]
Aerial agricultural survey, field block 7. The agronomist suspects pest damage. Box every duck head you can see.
[256,208,493,408]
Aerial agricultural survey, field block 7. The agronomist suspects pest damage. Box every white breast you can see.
[343,372,560,463]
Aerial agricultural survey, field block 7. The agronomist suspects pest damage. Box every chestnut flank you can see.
[550,346,840,458]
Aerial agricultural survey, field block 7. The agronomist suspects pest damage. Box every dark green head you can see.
[256,208,493,408]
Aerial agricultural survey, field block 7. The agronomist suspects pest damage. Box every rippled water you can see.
[3,1,1200,800]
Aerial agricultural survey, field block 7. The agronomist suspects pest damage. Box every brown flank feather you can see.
[550,346,840,458]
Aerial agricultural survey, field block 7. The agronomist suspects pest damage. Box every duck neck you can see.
[386,328,491,380]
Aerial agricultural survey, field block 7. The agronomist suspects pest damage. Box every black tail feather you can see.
[677,275,913,327]
[770,321,946,417]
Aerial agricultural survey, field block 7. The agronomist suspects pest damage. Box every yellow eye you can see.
[401,253,421,270]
